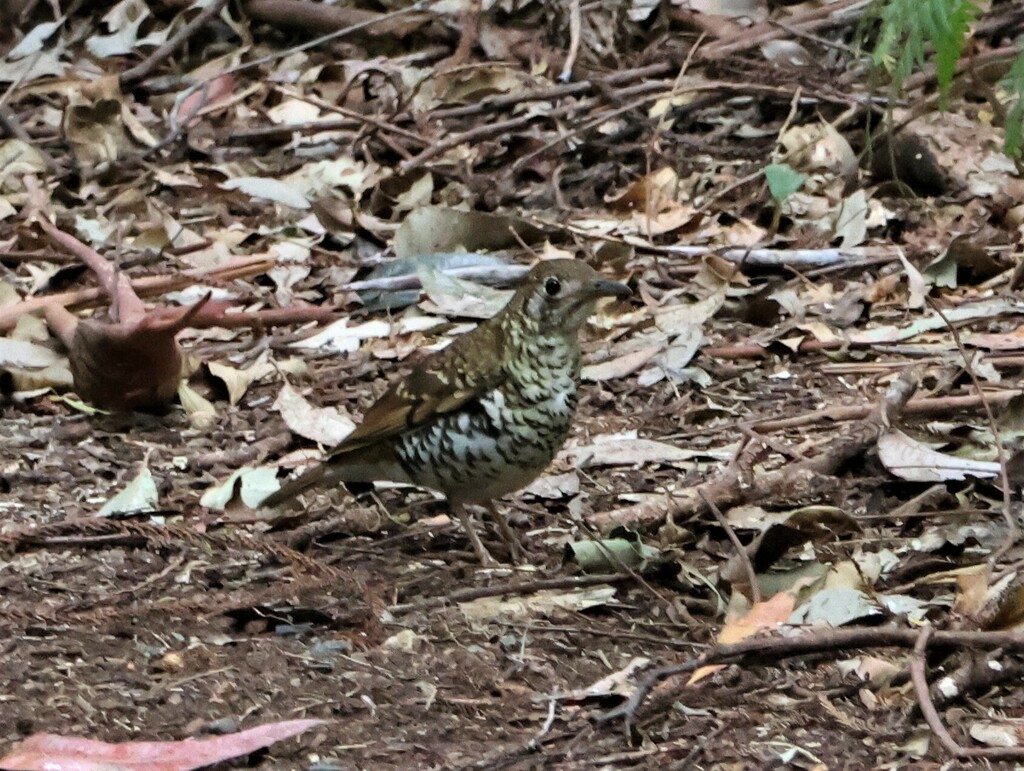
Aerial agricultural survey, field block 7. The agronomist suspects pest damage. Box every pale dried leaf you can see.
[273,383,355,446]
[201,466,282,511]
[97,464,158,517]
[220,176,310,209]
[458,586,616,622]
[878,429,999,482]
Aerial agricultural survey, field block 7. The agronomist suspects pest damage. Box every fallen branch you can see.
[697,0,872,59]
[589,369,918,533]
[341,263,530,294]
[601,624,1024,733]
[189,303,337,329]
[158,0,431,38]
[0,254,275,331]
[662,244,898,268]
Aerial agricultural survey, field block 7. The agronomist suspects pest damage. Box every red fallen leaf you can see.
[175,72,235,126]
[0,718,325,771]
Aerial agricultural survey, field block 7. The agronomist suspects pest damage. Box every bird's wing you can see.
[329,322,507,455]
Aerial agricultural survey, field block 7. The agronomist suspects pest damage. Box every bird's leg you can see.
[452,501,499,567]
[486,500,527,565]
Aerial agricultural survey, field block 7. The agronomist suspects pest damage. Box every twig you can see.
[748,391,1020,433]
[341,263,530,293]
[699,490,761,603]
[189,303,337,329]
[558,0,582,82]
[442,0,481,66]
[885,484,947,521]
[0,255,274,331]
[0,250,82,263]
[909,626,961,756]
[154,1,429,154]
[274,85,427,145]
[400,103,578,172]
[35,214,145,322]
[510,91,667,174]
[120,0,230,87]
[192,432,293,469]
[905,627,1024,760]
[530,697,558,749]
[927,297,1017,561]
[699,0,872,59]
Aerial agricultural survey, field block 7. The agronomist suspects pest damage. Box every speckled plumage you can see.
[261,259,631,564]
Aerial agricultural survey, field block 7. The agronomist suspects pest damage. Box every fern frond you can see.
[1001,53,1024,160]
[872,0,981,100]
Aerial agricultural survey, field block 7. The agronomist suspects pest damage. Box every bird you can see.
[260,259,631,565]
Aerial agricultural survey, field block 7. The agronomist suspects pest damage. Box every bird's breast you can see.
[391,338,581,502]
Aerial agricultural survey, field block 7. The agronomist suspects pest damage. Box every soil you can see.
[3,1,1024,769]
[4,344,1018,769]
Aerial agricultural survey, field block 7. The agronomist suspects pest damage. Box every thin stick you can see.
[557,0,582,82]
[700,490,761,603]
[35,214,145,322]
[120,0,230,87]
[909,626,964,757]
[748,391,1020,433]
[0,255,274,331]
[927,297,1017,561]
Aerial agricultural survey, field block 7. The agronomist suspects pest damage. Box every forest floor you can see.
[2,0,1024,768]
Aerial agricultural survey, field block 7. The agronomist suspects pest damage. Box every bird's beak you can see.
[588,278,632,299]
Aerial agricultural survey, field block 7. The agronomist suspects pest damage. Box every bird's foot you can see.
[454,502,503,567]
[474,543,501,568]
[488,502,529,566]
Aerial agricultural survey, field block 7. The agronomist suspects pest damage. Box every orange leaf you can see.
[690,592,796,684]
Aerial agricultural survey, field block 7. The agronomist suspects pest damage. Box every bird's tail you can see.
[260,463,328,509]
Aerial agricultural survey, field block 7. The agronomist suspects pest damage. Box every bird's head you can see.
[514,259,631,334]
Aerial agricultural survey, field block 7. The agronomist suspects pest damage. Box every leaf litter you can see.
[2,0,1024,768]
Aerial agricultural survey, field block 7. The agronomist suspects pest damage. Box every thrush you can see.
[260,259,631,565]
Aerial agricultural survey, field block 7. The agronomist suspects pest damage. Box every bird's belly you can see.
[393,392,575,503]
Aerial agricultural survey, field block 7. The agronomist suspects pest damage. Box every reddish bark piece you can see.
[187,301,336,329]
[175,73,236,126]
[0,719,324,771]
[33,214,214,411]
[27,211,336,410]
[35,214,146,325]
[0,254,275,332]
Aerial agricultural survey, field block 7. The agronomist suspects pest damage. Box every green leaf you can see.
[763,163,807,204]
[566,534,661,572]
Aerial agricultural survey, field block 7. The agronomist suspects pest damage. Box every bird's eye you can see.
[544,277,562,297]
